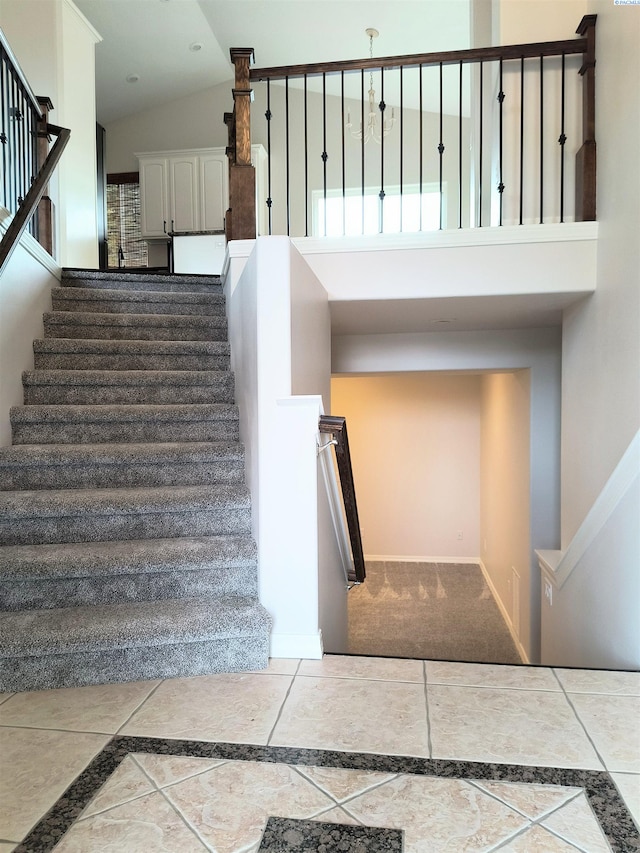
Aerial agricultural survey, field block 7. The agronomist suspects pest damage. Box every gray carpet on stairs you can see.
[348,561,522,664]
[0,270,271,692]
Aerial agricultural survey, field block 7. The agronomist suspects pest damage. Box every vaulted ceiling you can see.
[75,0,474,125]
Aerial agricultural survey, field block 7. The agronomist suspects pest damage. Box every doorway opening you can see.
[331,369,531,665]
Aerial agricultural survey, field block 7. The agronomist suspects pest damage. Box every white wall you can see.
[0,0,101,267]
[104,81,232,173]
[480,370,531,658]
[331,373,482,560]
[541,473,640,670]
[225,237,342,658]
[0,234,59,445]
[561,1,640,544]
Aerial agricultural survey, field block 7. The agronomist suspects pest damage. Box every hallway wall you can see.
[331,373,482,560]
[480,370,531,657]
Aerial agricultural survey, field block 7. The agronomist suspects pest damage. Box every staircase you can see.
[0,269,271,692]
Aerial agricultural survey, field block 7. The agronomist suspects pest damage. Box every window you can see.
[106,173,148,268]
[314,185,443,237]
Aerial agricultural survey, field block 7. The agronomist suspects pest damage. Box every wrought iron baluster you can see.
[321,72,327,237]
[379,66,385,234]
[360,68,365,235]
[438,61,444,230]
[399,65,404,233]
[304,74,308,237]
[478,60,483,227]
[520,56,525,225]
[458,60,463,229]
[539,55,544,223]
[498,58,505,226]
[559,53,566,223]
[341,70,346,236]
[265,79,272,234]
[419,63,423,232]
[285,76,290,236]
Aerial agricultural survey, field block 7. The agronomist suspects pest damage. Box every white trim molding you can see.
[0,208,61,279]
[365,555,481,564]
[478,560,529,664]
[537,430,640,589]
[270,631,323,660]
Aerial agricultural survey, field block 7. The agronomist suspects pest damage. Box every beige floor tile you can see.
[295,765,397,802]
[299,655,424,682]
[569,692,640,772]
[250,657,300,675]
[163,760,335,853]
[120,673,292,742]
[53,790,207,852]
[469,780,580,820]
[342,775,528,853]
[270,675,430,756]
[500,824,586,851]
[309,805,361,826]
[541,792,611,852]
[428,685,603,768]
[611,773,640,828]
[425,661,560,691]
[0,680,160,734]
[133,754,227,788]
[556,668,640,696]
[0,694,13,706]
[0,844,16,852]
[0,727,108,841]
[81,756,155,818]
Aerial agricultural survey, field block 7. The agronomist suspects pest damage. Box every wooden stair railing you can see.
[226,15,596,238]
[0,30,71,275]
[319,415,366,584]
[0,122,70,276]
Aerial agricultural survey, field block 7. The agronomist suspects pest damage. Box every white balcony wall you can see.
[224,237,345,658]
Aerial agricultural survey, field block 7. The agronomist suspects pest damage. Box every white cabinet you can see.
[169,155,199,233]
[139,158,168,238]
[137,148,227,238]
[137,146,265,238]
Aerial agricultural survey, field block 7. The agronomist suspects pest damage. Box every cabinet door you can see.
[200,153,228,232]
[170,156,199,233]
[139,158,168,238]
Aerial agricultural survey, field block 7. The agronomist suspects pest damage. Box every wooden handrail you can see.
[0,123,70,276]
[319,415,366,584]
[250,36,588,82]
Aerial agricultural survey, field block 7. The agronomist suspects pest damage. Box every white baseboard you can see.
[269,631,323,660]
[478,560,529,664]
[365,555,482,565]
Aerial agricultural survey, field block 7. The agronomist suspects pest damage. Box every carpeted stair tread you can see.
[22,369,235,405]
[0,596,271,656]
[0,483,252,546]
[51,286,225,316]
[33,338,230,371]
[43,310,228,342]
[11,402,240,445]
[0,482,250,519]
[61,269,222,293]
[0,441,245,489]
[0,536,257,580]
[2,266,270,688]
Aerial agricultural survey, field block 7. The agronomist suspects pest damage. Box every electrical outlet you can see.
[544,579,553,606]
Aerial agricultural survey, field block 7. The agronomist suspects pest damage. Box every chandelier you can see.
[346,28,396,145]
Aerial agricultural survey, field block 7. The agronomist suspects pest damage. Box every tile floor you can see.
[0,656,638,852]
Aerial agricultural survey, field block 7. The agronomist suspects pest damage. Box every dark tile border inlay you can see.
[258,816,403,852]
[14,737,640,852]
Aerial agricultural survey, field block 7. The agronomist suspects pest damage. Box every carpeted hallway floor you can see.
[348,561,522,664]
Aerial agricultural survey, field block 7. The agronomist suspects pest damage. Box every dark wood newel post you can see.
[227,48,256,241]
[575,15,597,221]
[36,96,55,255]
